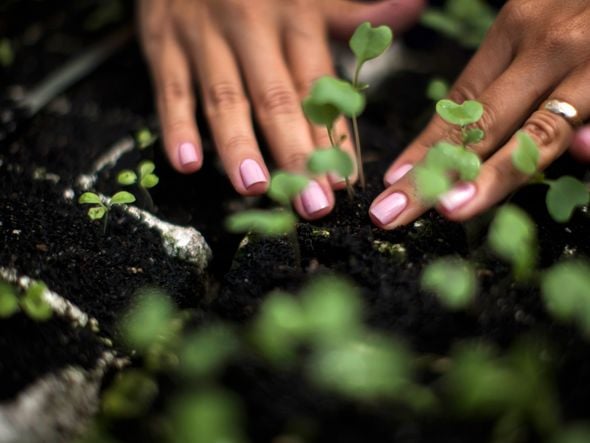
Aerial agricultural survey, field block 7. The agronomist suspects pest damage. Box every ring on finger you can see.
[542,99,583,128]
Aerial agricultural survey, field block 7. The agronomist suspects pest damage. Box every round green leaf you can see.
[268,171,309,205]
[179,325,238,378]
[421,258,477,310]
[20,282,52,321]
[88,206,107,220]
[0,282,19,318]
[414,165,452,202]
[102,370,158,418]
[463,128,485,145]
[426,78,449,102]
[110,191,136,205]
[225,209,297,236]
[78,192,102,205]
[546,176,589,223]
[307,148,354,178]
[436,99,484,126]
[308,76,365,118]
[302,98,340,127]
[136,128,157,149]
[117,170,137,186]
[349,22,394,65]
[140,173,159,189]
[512,131,539,175]
[139,160,155,177]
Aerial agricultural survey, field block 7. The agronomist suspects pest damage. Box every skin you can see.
[137,0,425,220]
[371,0,590,229]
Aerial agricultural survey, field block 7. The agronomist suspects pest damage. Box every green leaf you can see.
[463,128,485,145]
[512,131,539,175]
[542,261,590,333]
[423,142,481,181]
[117,170,137,186]
[140,173,159,189]
[307,148,354,178]
[78,192,102,205]
[122,289,177,353]
[88,206,107,220]
[546,176,589,223]
[422,258,477,310]
[488,205,537,279]
[110,191,136,205]
[349,22,393,66]
[426,78,449,101]
[436,99,484,126]
[302,98,340,128]
[136,128,157,149]
[225,209,297,236]
[267,171,309,205]
[0,282,19,318]
[179,325,238,378]
[552,425,590,443]
[414,165,452,202]
[102,370,158,418]
[0,38,14,67]
[139,160,155,177]
[307,76,365,118]
[20,282,52,321]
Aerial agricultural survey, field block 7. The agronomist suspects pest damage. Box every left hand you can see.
[369,0,590,229]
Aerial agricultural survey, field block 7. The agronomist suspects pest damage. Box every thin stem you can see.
[327,126,353,199]
[140,187,155,213]
[102,209,109,235]
[352,63,365,189]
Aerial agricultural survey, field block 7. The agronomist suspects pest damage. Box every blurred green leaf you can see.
[552,425,590,443]
[110,191,136,205]
[0,282,19,318]
[488,205,537,279]
[102,370,158,418]
[426,78,449,102]
[140,174,159,189]
[463,127,485,145]
[414,165,452,202]
[179,324,238,378]
[20,282,52,321]
[78,192,102,205]
[546,176,589,223]
[136,128,157,149]
[225,209,297,236]
[436,99,483,126]
[268,171,309,206]
[139,160,155,177]
[307,148,354,178]
[117,170,137,186]
[88,206,106,220]
[302,98,340,128]
[512,131,539,175]
[306,76,365,118]
[422,258,477,310]
[349,22,393,66]
[0,38,14,67]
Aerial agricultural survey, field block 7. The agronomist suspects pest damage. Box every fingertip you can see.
[233,159,270,196]
[295,179,334,220]
[174,141,203,174]
[571,126,590,163]
[369,190,409,229]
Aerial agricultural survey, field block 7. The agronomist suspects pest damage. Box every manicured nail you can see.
[385,164,413,186]
[573,126,590,154]
[178,142,198,166]
[301,180,329,215]
[239,159,267,189]
[439,182,476,212]
[328,172,347,185]
[370,192,408,225]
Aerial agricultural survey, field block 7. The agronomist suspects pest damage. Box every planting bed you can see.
[1,2,589,443]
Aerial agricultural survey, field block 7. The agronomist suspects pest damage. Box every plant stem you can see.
[327,126,353,199]
[140,187,155,213]
[352,63,365,189]
[102,210,109,235]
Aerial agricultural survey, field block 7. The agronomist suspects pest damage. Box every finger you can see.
[571,126,590,163]
[383,23,514,187]
[143,30,202,173]
[227,17,334,219]
[283,5,357,188]
[180,15,269,196]
[439,72,590,221]
[323,0,426,40]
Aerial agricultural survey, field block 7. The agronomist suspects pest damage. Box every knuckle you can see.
[524,111,565,148]
[258,84,300,115]
[204,82,246,112]
[501,1,536,28]
[167,119,191,133]
[448,82,479,103]
[280,151,310,171]
[476,100,497,134]
[221,135,253,154]
[161,79,188,101]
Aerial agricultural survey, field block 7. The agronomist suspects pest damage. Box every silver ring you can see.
[542,99,583,128]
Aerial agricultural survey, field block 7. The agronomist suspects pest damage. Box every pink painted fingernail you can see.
[179,142,199,166]
[439,182,476,212]
[572,126,590,154]
[239,159,267,189]
[329,172,347,185]
[301,180,329,215]
[385,164,413,186]
[370,192,408,225]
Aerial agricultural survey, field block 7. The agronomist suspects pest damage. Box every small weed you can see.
[79,191,136,234]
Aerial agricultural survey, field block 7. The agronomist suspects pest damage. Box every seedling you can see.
[0,280,52,321]
[101,369,158,418]
[135,128,158,150]
[117,160,159,211]
[421,257,477,310]
[0,281,19,318]
[79,191,136,233]
[426,78,450,102]
[303,22,393,191]
[421,0,496,48]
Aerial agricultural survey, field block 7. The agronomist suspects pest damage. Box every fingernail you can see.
[328,172,347,185]
[301,180,330,215]
[439,182,476,212]
[239,159,267,189]
[370,192,408,225]
[573,126,590,153]
[385,164,413,186]
[178,142,198,166]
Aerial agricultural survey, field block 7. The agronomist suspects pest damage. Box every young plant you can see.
[303,22,393,191]
[421,257,477,310]
[117,160,159,211]
[414,99,483,203]
[78,191,136,234]
[0,280,52,321]
[135,128,158,150]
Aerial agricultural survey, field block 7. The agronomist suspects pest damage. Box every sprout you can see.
[135,128,158,150]
[78,191,136,233]
[101,369,158,418]
[436,99,484,127]
[117,160,159,211]
[545,176,589,223]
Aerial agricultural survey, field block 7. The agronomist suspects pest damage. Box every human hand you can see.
[370,0,590,229]
[137,0,424,219]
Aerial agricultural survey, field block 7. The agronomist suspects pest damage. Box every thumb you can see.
[323,0,426,40]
